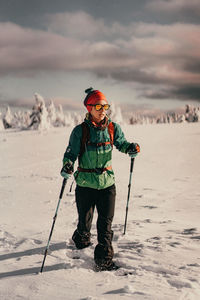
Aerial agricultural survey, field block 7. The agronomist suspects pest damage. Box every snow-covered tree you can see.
[47,100,57,125]
[193,107,200,122]
[0,111,4,130]
[73,112,82,126]
[185,104,199,122]
[54,104,66,127]
[3,106,13,128]
[29,93,50,130]
[109,102,124,124]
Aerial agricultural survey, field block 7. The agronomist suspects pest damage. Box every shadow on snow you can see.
[0,242,68,279]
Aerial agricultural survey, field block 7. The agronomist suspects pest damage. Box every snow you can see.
[0,93,82,131]
[0,111,4,130]
[1,93,200,133]
[0,122,200,300]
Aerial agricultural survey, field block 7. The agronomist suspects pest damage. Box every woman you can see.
[61,88,140,271]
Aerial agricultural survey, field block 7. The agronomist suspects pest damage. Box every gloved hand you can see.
[60,161,73,179]
[126,143,140,158]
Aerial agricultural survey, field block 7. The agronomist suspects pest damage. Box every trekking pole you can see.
[40,178,67,273]
[123,157,135,235]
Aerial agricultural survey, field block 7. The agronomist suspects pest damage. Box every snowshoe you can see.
[72,230,92,249]
[94,259,120,272]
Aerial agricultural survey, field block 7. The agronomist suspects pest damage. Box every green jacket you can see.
[63,114,131,190]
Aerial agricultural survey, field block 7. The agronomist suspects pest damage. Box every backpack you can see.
[79,121,115,159]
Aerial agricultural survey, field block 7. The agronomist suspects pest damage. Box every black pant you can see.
[73,184,116,254]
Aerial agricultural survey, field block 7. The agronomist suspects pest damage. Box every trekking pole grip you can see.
[130,157,135,173]
[59,178,67,199]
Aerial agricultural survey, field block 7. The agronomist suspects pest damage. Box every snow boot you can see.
[95,258,119,271]
[72,229,91,249]
[94,244,118,271]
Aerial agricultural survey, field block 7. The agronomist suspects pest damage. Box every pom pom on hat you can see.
[84,87,108,112]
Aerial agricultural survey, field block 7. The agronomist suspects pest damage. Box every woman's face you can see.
[90,99,108,123]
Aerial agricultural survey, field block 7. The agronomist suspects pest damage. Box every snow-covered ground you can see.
[0,123,200,300]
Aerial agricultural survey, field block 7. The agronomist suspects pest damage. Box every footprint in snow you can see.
[191,235,200,240]
[182,228,197,235]
[181,228,200,240]
[141,265,179,276]
[168,241,181,248]
[104,284,146,296]
[143,187,154,191]
[141,205,157,209]
[0,230,17,249]
[135,194,143,198]
[167,279,192,289]
[118,241,144,252]
[65,240,94,269]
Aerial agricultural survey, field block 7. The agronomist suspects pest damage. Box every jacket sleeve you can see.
[113,122,130,153]
[62,124,82,166]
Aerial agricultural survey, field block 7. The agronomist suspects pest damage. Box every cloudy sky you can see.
[0,0,200,112]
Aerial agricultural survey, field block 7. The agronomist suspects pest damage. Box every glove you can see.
[126,143,140,158]
[60,161,73,179]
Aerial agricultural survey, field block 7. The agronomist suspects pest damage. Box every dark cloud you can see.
[172,86,200,101]
[0,2,200,104]
[0,1,153,27]
[183,62,200,74]
[145,0,200,24]
[0,95,83,111]
[143,86,200,102]
[96,68,166,85]
[140,90,171,100]
[1,20,199,75]
[1,0,200,29]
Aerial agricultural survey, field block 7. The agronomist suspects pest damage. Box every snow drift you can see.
[0,122,200,299]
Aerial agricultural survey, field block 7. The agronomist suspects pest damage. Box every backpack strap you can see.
[108,122,115,148]
[79,122,90,160]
